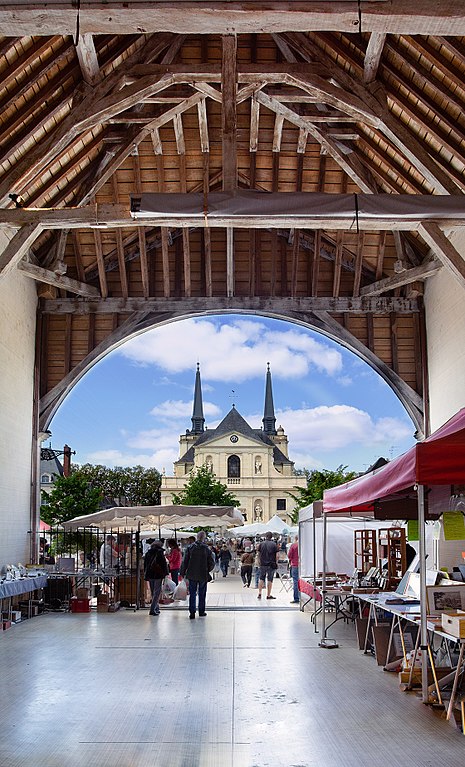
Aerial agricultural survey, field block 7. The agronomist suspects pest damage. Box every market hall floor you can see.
[1,595,464,767]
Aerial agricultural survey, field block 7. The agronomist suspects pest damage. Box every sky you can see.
[48,314,416,475]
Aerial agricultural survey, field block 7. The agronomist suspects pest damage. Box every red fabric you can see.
[324,408,465,514]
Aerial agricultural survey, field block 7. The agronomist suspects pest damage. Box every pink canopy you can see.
[324,409,465,515]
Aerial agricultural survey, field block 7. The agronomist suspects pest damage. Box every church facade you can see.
[160,366,306,523]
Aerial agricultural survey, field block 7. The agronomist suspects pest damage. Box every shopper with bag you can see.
[144,540,169,616]
[166,538,182,584]
[180,530,215,619]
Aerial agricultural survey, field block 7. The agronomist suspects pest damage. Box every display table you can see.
[0,575,47,598]
[355,592,465,725]
[0,575,48,620]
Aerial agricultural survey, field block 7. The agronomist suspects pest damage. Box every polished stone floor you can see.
[1,576,464,767]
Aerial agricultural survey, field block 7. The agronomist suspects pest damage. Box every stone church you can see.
[160,365,306,523]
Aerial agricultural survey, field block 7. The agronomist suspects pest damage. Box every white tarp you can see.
[62,504,244,531]
[299,503,396,577]
[131,190,465,224]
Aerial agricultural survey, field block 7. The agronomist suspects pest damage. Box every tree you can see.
[289,465,357,523]
[171,464,239,507]
[74,463,161,506]
[40,471,102,526]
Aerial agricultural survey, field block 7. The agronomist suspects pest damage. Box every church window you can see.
[276,498,286,511]
[228,455,240,478]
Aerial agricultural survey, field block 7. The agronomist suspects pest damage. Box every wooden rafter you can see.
[3,2,465,37]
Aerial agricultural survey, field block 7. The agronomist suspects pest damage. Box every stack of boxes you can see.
[97,593,109,612]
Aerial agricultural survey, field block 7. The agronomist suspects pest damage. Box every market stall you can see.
[323,408,465,701]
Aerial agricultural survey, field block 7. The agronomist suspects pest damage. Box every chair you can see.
[276,562,293,593]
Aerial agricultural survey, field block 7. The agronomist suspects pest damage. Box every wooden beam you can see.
[226,227,234,297]
[4,3,464,36]
[364,33,386,83]
[418,223,465,289]
[93,228,108,299]
[41,296,421,316]
[0,224,42,277]
[111,175,128,299]
[75,34,101,85]
[17,261,100,298]
[222,35,237,192]
[332,231,344,298]
[197,98,210,153]
[254,90,377,193]
[360,259,443,296]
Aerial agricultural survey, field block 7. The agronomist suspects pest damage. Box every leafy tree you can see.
[40,471,102,526]
[75,463,161,506]
[171,464,239,507]
[289,464,357,523]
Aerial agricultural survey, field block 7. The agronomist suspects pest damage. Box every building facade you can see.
[160,365,306,523]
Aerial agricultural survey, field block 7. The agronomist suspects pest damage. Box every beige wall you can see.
[0,241,37,565]
[425,228,465,432]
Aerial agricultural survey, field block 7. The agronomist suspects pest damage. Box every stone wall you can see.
[0,237,37,565]
[425,228,465,433]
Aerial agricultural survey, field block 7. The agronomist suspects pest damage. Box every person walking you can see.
[253,545,261,588]
[287,535,300,604]
[166,538,182,584]
[180,530,215,619]
[219,544,232,577]
[240,547,254,587]
[144,540,169,616]
[257,532,278,600]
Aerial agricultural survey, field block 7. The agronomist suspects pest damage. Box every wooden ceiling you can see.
[1,3,465,436]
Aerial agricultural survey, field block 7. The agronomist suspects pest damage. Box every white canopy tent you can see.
[62,505,244,531]
[228,514,297,537]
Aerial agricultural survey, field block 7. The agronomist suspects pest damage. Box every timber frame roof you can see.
[1,3,465,436]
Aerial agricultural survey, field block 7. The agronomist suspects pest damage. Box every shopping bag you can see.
[173,579,188,601]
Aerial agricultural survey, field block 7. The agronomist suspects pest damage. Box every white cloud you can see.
[149,399,221,421]
[278,405,413,454]
[119,318,343,382]
[83,448,178,471]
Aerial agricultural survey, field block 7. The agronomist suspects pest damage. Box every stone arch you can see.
[39,303,424,436]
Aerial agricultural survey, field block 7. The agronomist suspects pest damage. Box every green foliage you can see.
[74,463,161,506]
[40,471,102,526]
[171,464,239,507]
[288,464,357,523]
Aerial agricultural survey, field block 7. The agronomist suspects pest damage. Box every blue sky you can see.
[48,314,416,474]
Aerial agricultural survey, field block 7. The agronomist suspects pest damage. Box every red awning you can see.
[324,408,465,514]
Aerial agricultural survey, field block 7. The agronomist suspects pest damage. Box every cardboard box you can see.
[96,604,109,613]
[75,588,89,600]
[97,593,110,604]
[2,620,12,630]
[441,611,465,638]
[70,598,90,613]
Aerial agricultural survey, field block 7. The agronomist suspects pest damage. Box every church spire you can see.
[262,362,276,435]
[191,363,205,434]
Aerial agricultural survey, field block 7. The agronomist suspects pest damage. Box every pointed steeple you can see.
[262,362,276,435]
[191,363,205,434]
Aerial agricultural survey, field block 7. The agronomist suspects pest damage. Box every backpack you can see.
[146,547,167,579]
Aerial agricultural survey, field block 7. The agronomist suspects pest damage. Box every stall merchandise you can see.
[323,408,465,703]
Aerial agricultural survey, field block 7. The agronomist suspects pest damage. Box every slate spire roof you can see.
[262,362,276,435]
[190,362,205,434]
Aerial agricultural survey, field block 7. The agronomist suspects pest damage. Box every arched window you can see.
[228,455,240,478]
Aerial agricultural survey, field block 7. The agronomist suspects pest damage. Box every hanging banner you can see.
[442,511,465,541]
